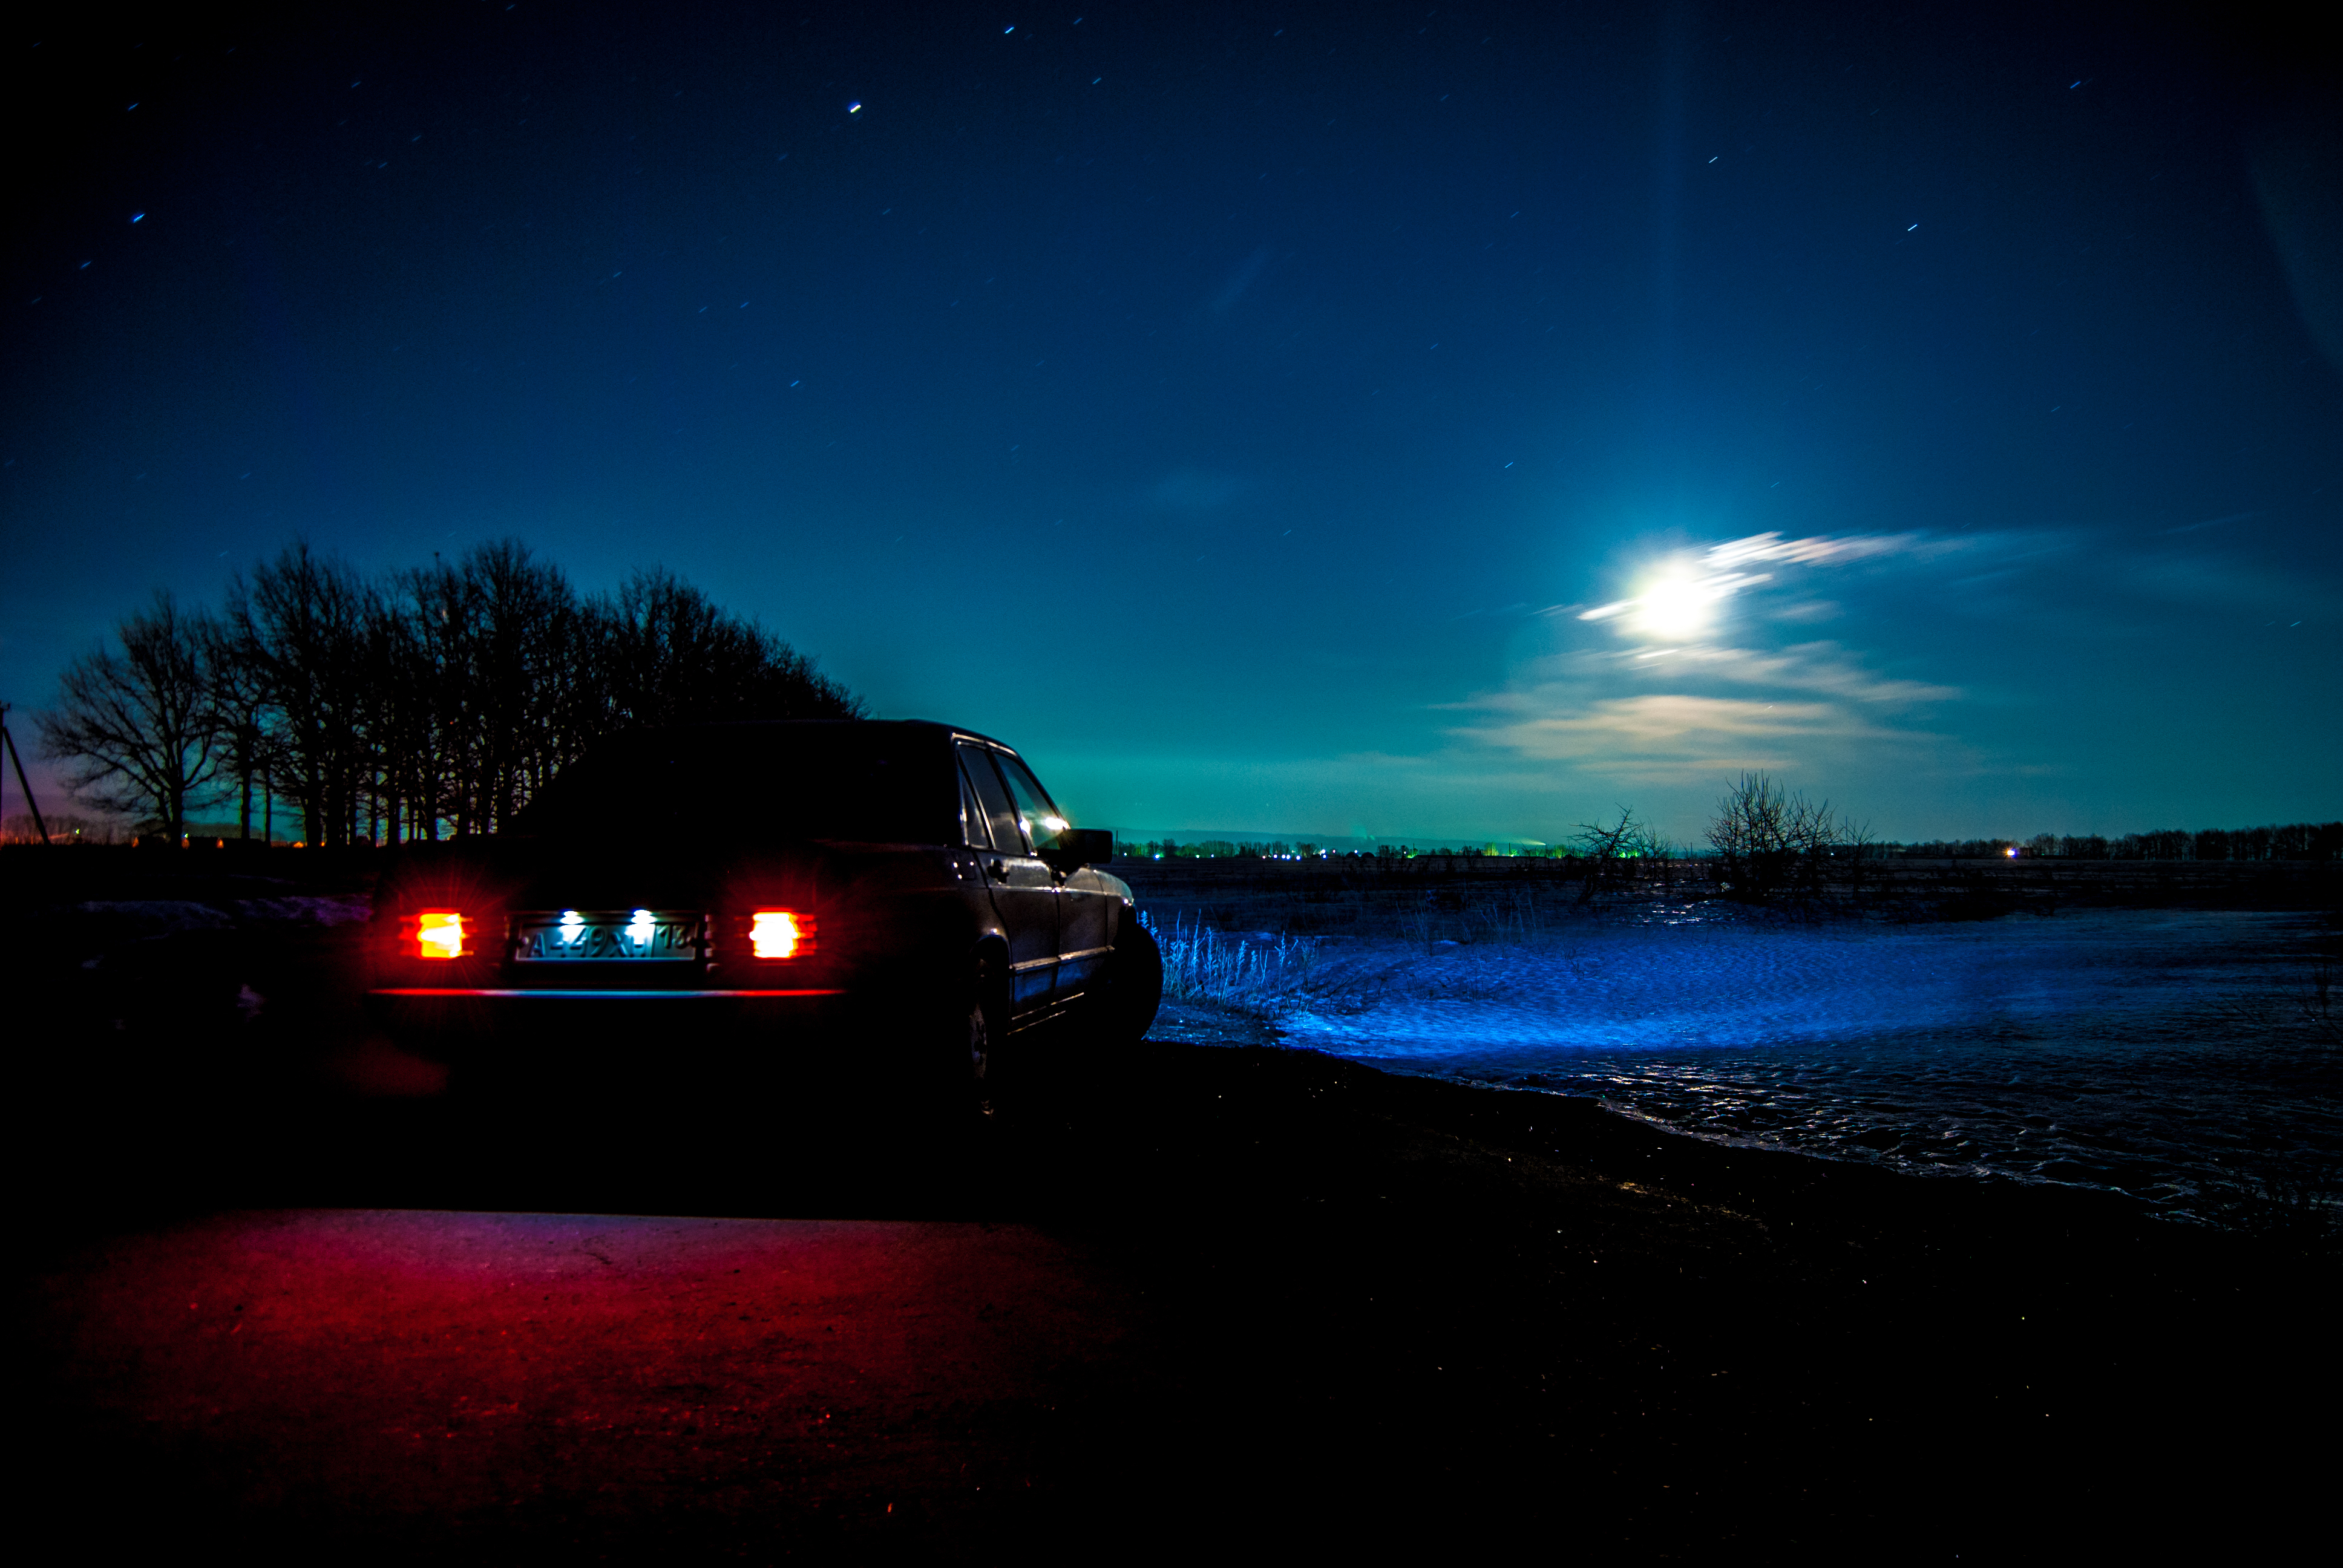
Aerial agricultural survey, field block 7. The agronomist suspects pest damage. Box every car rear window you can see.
[511,723,956,843]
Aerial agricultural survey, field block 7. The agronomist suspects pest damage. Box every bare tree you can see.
[354,547,863,838]
[1706,772,1841,901]
[440,540,578,834]
[1841,817,1880,893]
[376,553,482,840]
[38,590,225,839]
[200,614,284,840]
[224,541,375,847]
[1641,826,1681,896]
[589,567,864,732]
[1572,805,1645,902]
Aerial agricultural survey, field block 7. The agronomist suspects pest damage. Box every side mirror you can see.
[1040,827,1115,874]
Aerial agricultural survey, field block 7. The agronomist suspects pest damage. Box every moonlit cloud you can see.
[1448,692,1933,782]
[1578,570,1769,635]
[1575,531,1950,635]
[1448,637,1959,784]
[1430,532,1987,801]
[1602,642,1962,705]
[1703,531,1928,569]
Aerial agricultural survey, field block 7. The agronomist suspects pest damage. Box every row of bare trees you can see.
[2012,826,2343,861]
[36,540,862,845]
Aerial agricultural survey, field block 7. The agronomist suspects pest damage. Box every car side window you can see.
[957,745,1025,851]
[957,758,994,849]
[992,754,1066,854]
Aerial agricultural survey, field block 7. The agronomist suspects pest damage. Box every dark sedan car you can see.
[367,720,1162,1100]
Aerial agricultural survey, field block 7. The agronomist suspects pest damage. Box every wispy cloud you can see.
[2120,552,2338,612]
[2163,510,2258,536]
[1599,641,1962,705]
[1704,531,1931,569]
[1575,531,1958,630]
[1448,692,1930,781]
[1449,635,1958,781]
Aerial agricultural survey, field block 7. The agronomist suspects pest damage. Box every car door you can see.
[994,751,1112,1000]
[957,743,1060,1011]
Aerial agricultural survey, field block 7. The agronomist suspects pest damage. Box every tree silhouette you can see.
[43,539,865,844]
[591,567,863,731]
[1571,805,1647,901]
[1706,772,1841,901]
[38,590,225,840]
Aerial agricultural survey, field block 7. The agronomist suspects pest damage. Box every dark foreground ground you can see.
[10,848,2339,1559]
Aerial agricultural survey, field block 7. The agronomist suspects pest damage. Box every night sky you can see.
[5,2,2336,844]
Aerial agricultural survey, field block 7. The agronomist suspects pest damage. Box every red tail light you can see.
[741,910,816,959]
[402,910,471,960]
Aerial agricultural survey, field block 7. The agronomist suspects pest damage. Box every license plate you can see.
[514,910,701,961]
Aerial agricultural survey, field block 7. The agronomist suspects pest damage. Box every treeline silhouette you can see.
[36,539,860,846]
[1891,825,2343,862]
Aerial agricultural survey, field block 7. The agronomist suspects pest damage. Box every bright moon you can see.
[1635,575,1715,639]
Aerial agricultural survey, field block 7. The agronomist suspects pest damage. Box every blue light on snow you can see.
[1268,909,2329,1221]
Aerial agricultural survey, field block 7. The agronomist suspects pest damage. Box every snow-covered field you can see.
[1268,908,2339,1219]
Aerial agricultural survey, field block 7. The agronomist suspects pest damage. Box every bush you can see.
[1705,773,1841,901]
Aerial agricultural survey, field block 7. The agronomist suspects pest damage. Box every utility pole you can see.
[0,702,52,844]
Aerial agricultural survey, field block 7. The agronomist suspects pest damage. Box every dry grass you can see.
[1139,911,1319,1018]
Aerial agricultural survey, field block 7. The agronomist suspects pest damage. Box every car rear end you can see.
[365,835,970,1092]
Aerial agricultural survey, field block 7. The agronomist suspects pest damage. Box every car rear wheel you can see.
[1093,913,1164,1049]
[950,949,1006,1116]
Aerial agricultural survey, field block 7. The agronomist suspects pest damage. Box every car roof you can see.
[647,717,1020,754]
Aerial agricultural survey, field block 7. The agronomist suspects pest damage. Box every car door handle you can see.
[986,858,1008,879]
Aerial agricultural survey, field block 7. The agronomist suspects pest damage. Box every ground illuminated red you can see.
[44,1209,1140,1532]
